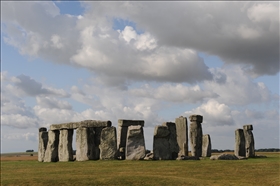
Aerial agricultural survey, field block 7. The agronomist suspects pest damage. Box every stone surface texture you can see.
[50,120,111,130]
[162,122,179,159]
[202,134,211,157]
[234,129,245,157]
[43,130,59,162]
[175,116,188,156]
[153,126,171,160]
[38,128,48,162]
[126,125,146,160]
[243,125,255,158]
[117,120,145,159]
[189,115,203,157]
[58,129,74,162]
[210,154,240,160]
[76,127,95,161]
[100,127,117,160]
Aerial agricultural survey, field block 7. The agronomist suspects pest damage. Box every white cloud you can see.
[185,99,235,126]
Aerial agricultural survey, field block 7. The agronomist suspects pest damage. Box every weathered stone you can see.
[189,118,203,157]
[153,126,171,160]
[76,127,95,161]
[92,127,104,160]
[210,154,239,160]
[118,119,144,127]
[175,116,188,156]
[117,120,145,159]
[144,152,154,160]
[38,128,48,162]
[100,127,117,160]
[162,122,179,159]
[154,125,170,137]
[44,130,59,162]
[243,125,255,158]
[176,155,200,160]
[189,115,203,123]
[126,125,146,160]
[50,120,111,130]
[234,129,245,157]
[39,127,47,132]
[202,134,211,157]
[58,129,73,162]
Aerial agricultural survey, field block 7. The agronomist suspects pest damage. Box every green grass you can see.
[1,153,279,186]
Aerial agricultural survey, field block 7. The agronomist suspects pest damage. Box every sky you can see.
[1,1,279,153]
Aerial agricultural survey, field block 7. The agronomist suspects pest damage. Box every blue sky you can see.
[1,1,279,153]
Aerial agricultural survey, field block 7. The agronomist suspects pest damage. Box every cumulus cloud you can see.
[205,66,278,105]
[13,74,70,97]
[185,99,235,126]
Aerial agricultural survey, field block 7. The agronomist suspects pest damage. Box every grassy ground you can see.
[1,152,279,186]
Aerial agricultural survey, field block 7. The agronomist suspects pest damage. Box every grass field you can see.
[1,152,279,186]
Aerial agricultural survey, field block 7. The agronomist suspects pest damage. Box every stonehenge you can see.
[189,115,203,157]
[38,116,256,162]
[234,125,255,158]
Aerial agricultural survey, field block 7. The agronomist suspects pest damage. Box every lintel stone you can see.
[189,115,203,123]
[50,120,111,130]
[118,119,144,127]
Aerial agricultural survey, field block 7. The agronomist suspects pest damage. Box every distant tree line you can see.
[211,148,280,153]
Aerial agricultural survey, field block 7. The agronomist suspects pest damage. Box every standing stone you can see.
[189,115,203,157]
[235,129,245,157]
[58,129,74,161]
[38,127,48,162]
[44,130,59,162]
[92,127,104,160]
[126,125,146,160]
[175,116,188,156]
[117,120,145,159]
[243,125,255,158]
[153,125,171,160]
[162,122,179,159]
[100,127,117,160]
[202,134,211,157]
[76,127,95,161]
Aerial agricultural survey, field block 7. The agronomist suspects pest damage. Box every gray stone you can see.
[189,115,203,123]
[176,156,200,160]
[38,128,48,162]
[76,127,95,161]
[100,127,117,160]
[175,116,188,156]
[189,115,203,157]
[50,120,111,130]
[162,122,179,159]
[117,120,145,159]
[144,152,154,160]
[58,129,73,162]
[202,134,211,157]
[234,129,245,157]
[243,125,255,158]
[210,154,239,160]
[118,119,144,127]
[126,125,146,160]
[44,130,59,162]
[153,126,171,160]
[92,127,104,160]
[39,127,47,132]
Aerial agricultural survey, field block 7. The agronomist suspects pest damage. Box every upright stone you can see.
[189,115,203,157]
[38,127,48,162]
[234,129,245,157]
[92,127,104,160]
[117,119,145,159]
[202,134,211,157]
[100,127,117,160]
[58,129,74,162]
[126,125,146,160]
[153,125,171,160]
[44,130,59,162]
[175,116,188,156]
[76,127,95,161]
[162,122,179,159]
[243,125,255,158]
